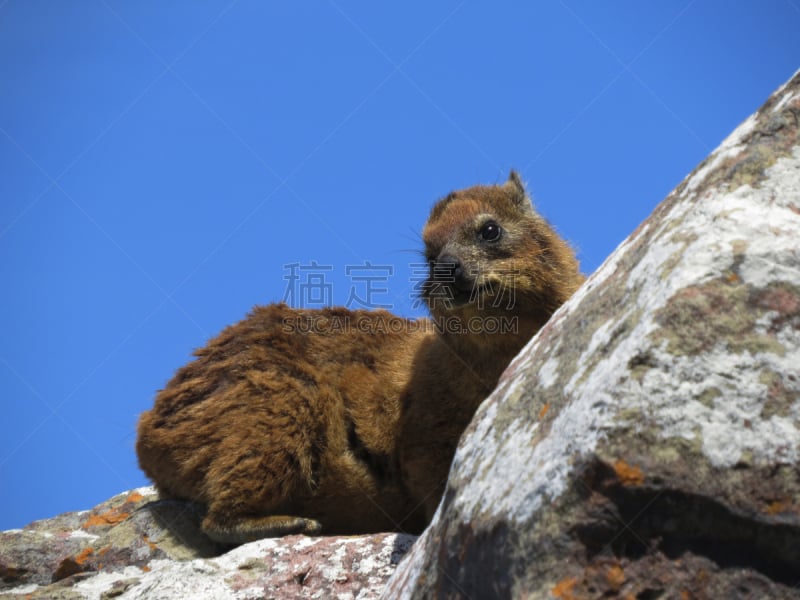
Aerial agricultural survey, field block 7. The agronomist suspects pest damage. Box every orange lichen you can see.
[52,546,97,582]
[606,564,625,589]
[74,547,94,565]
[613,459,645,486]
[765,499,791,515]
[143,534,158,552]
[80,492,142,529]
[725,272,741,284]
[551,576,578,599]
[538,403,550,420]
[82,508,130,528]
[125,491,144,504]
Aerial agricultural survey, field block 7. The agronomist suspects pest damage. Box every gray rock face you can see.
[385,70,800,598]
[0,488,415,599]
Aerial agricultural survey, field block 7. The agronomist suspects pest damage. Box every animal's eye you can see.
[479,221,502,242]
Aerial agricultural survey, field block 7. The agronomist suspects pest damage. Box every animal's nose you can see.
[433,254,474,292]
[433,254,463,282]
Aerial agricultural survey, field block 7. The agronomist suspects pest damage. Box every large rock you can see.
[385,70,800,598]
[0,488,415,598]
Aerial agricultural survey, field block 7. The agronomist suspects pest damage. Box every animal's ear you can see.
[505,170,530,208]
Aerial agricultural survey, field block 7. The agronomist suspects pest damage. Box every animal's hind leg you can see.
[197,392,324,543]
[200,441,323,543]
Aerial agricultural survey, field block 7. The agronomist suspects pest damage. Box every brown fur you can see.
[136,171,583,543]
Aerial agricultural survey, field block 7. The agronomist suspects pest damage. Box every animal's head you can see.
[421,171,582,331]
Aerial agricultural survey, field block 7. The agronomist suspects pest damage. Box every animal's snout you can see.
[432,254,472,292]
[433,254,462,279]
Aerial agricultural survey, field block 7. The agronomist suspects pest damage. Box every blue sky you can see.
[1,1,799,530]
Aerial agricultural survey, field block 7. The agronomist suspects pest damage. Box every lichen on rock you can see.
[0,488,415,599]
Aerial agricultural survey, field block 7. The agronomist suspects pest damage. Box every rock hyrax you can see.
[136,171,583,543]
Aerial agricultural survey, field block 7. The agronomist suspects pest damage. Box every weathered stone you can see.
[0,488,415,599]
[385,70,800,598]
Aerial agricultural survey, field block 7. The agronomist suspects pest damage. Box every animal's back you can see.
[137,303,432,541]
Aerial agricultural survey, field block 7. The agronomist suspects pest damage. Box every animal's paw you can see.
[202,513,323,544]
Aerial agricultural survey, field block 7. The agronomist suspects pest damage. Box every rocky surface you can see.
[0,487,415,599]
[3,71,800,599]
[385,69,800,598]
